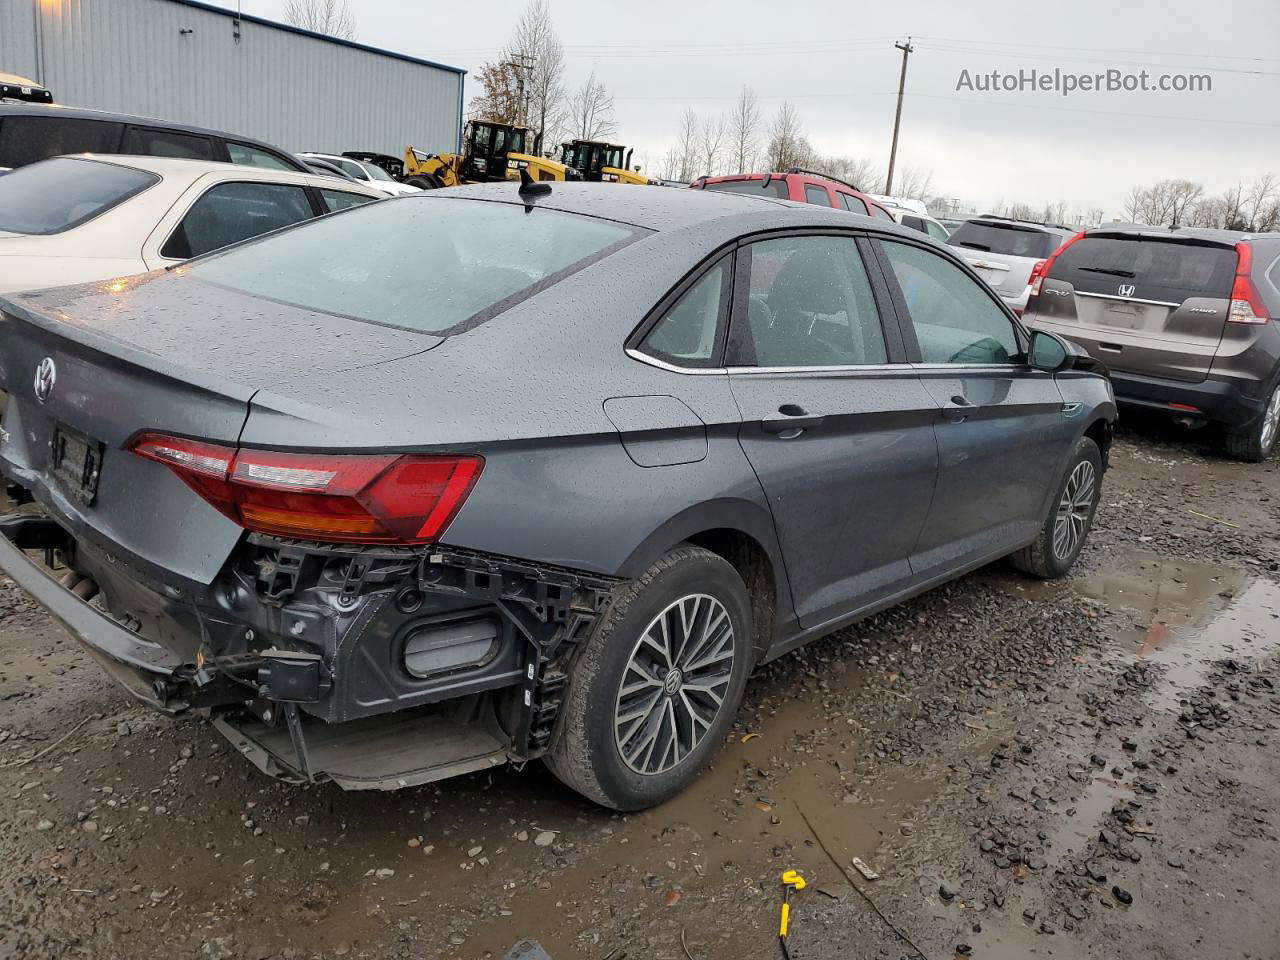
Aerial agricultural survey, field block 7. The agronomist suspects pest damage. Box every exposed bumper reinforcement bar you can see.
[0,515,184,712]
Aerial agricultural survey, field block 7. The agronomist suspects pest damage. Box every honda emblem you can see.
[1117,284,1136,298]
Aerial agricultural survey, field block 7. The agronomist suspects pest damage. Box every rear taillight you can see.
[1032,230,1087,298]
[1026,259,1048,298]
[129,434,482,544]
[1228,242,1269,324]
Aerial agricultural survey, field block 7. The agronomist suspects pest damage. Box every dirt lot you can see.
[3,420,1279,960]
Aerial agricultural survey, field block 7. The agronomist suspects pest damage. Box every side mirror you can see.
[1028,329,1070,372]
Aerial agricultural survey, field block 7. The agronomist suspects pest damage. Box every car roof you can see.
[424,181,927,238]
[44,153,380,194]
[0,102,292,156]
[1086,222,1280,244]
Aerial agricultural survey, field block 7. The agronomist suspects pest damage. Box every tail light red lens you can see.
[129,434,482,544]
[1026,259,1048,299]
[1228,242,1269,324]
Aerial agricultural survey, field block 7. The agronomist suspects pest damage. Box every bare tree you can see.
[728,87,761,174]
[895,166,934,202]
[566,69,616,141]
[505,0,567,151]
[696,114,728,178]
[765,102,806,171]
[1245,174,1277,231]
[284,0,355,38]
[676,108,700,182]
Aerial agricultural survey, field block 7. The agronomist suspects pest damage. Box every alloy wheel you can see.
[613,594,735,776]
[1261,385,1280,452]
[1052,460,1097,560]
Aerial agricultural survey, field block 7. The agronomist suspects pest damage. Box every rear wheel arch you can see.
[615,501,789,659]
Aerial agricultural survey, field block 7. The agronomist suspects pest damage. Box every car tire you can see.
[544,545,752,811]
[404,175,441,190]
[1223,382,1280,463]
[1011,436,1103,579]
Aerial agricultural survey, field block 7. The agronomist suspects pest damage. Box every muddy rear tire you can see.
[544,545,752,811]
[403,175,442,190]
[1223,382,1280,463]
[1011,436,1103,579]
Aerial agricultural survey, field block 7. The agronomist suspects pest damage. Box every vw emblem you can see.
[33,357,56,404]
[1117,284,1136,298]
[662,668,683,696]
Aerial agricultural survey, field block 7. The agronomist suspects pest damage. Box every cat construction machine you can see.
[559,139,655,185]
[398,120,579,189]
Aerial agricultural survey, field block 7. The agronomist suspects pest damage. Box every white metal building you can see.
[0,0,465,156]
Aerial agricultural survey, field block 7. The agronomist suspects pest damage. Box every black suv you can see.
[0,103,306,173]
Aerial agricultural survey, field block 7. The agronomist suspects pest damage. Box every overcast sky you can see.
[251,0,1280,217]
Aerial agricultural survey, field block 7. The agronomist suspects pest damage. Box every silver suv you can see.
[1023,225,1280,462]
[949,217,1075,315]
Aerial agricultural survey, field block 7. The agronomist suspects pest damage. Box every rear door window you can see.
[700,178,790,199]
[319,189,375,213]
[948,221,1057,258]
[227,142,296,171]
[161,181,316,259]
[731,235,888,367]
[902,215,928,234]
[803,184,832,207]
[880,240,1021,365]
[870,204,894,221]
[121,126,219,161]
[0,156,157,234]
[0,115,123,168]
[839,193,869,215]
[1048,235,1237,303]
[925,220,951,241]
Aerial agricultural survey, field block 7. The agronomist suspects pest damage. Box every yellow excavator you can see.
[399,120,579,189]
[559,139,655,185]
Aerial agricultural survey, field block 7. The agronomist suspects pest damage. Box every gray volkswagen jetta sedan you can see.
[0,182,1115,809]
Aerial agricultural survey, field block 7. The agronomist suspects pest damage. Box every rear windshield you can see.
[189,197,645,335]
[949,221,1061,259]
[700,178,789,199]
[0,157,158,235]
[1049,235,1237,303]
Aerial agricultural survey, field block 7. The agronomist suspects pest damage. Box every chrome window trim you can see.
[625,348,727,375]
[726,363,916,376]
[1073,290,1181,308]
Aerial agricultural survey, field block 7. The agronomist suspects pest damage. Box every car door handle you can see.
[942,395,975,423]
[762,404,824,437]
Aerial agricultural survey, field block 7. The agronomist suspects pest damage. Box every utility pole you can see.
[884,37,913,196]
[507,53,535,133]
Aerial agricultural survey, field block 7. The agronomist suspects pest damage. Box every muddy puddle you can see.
[1072,551,1280,711]
[458,658,998,959]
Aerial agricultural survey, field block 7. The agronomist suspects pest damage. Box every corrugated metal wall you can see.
[1,0,464,156]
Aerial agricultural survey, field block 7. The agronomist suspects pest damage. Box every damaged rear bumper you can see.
[0,512,619,790]
[0,516,184,712]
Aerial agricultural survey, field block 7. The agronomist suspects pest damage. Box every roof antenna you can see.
[519,169,551,198]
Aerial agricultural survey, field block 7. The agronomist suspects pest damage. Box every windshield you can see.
[361,163,395,182]
[948,221,1060,259]
[189,197,645,335]
[602,146,625,168]
[0,156,158,235]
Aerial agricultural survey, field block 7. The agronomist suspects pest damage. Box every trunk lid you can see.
[1034,232,1237,382]
[0,272,440,583]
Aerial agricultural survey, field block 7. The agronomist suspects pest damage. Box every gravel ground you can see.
[1,421,1278,960]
